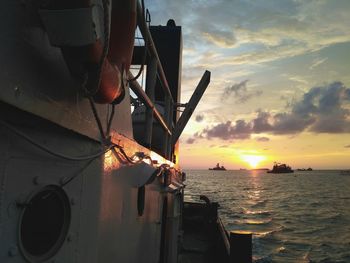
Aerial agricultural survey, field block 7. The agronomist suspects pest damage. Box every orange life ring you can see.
[40,0,137,104]
[95,0,137,104]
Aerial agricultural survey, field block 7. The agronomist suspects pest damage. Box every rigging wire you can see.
[88,96,107,141]
[0,119,112,161]
[106,104,115,136]
[60,158,96,187]
[0,119,153,165]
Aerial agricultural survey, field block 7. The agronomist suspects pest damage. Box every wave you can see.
[237,218,273,226]
[253,254,273,263]
[254,226,284,238]
[251,200,267,208]
[293,226,327,235]
[184,169,350,262]
[243,208,271,216]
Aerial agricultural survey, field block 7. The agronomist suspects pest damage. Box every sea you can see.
[183,170,350,263]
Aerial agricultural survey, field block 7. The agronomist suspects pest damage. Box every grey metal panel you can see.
[117,162,157,187]
[0,119,103,263]
[0,0,133,140]
[39,6,103,46]
[0,118,184,263]
[96,169,164,263]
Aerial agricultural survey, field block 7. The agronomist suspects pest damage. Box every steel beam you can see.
[171,71,210,145]
[128,72,172,136]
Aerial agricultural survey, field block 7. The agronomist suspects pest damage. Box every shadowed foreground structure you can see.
[179,197,252,263]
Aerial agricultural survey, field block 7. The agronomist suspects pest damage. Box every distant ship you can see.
[209,163,227,171]
[297,168,313,171]
[267,162,294,173]
[340,170,350,175]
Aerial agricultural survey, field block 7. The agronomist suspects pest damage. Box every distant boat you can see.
[297,167,313,171]
[267,162,294,173]
[209,163,226,171]
[340,170,350,175]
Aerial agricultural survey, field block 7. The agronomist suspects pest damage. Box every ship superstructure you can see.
[0,1,210,263]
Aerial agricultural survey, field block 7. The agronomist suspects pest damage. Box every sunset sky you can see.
[146,0,350,169]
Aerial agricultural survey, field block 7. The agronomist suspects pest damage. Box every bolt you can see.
[8,246,18,257]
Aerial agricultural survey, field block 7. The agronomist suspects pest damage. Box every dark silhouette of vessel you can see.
[267,162,294,173]
[209,163,227,170]
[297,167,313,171]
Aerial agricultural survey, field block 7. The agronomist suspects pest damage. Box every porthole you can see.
[19,185,71,262]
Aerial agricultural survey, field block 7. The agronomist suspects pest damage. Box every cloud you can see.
[345,145,350,148]
[255,81,350,134]
[186,137,196,144]
[310,57,328,70]
[222,79,248,99]
[196,82,350,141]
[202,28,237,48]
[147,0,350,75]
[200,120,252,140]
[256,137,270,142]
[252,111,273,133]
[195,114,204,122]
[222,80,263,103]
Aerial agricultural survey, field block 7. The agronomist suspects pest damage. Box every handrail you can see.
[128,72,172,136]
[136,0,174,104]
[218,217,230,256]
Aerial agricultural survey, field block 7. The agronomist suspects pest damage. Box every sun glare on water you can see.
[241,155,266,168]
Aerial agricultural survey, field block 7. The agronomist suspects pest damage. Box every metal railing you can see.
[128,0,174,159]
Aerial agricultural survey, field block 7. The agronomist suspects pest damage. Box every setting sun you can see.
[241,155,266,168]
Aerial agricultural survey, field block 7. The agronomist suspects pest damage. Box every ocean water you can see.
[184,170,350,263]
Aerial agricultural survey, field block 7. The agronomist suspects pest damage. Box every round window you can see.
[19,185,71,262]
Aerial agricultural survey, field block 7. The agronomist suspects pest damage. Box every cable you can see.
[0,119,112,161]
[113,144,142,164]
[106,104,115,135]
[60,158,96,187]
[88,96,107,141]
[0,118,174,190]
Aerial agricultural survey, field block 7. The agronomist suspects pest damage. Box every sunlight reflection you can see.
[241,154,266,168]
